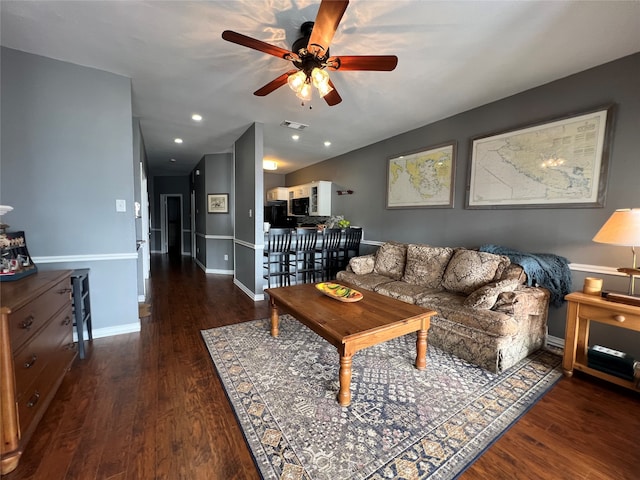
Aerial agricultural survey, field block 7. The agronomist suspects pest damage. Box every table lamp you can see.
[592,208,640,295]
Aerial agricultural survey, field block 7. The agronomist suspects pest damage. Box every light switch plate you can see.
[116,199,126,212]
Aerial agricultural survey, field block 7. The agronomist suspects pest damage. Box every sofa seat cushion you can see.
[373,242,407,280]
[373,281,440,304]
[335,271,394,291]
[402,244,454,289]
[415,291,518,337]
[441,249,511,295]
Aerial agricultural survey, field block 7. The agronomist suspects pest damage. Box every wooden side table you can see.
[563,291,640,392]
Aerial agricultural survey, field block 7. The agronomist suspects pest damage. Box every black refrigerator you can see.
[264,201,295,227]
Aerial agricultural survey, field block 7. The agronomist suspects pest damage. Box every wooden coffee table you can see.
[265,283,436,406]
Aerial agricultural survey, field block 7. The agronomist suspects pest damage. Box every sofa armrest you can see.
[494,287,550,324]
[347,254,375,275]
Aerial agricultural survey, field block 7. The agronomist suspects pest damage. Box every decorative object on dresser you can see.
[592,208,640,295]
[0,231,38,282]
[0,270,77,474]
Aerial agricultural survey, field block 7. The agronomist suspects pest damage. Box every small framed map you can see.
[207,193,229,213]
[466,105,615,209]
[386,142,456,209]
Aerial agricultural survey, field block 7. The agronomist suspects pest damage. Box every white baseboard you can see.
[546,335,564,349]
[193,257,233,275]
[206,268,234,275]
[233,278,265,301]
[73,321,140,342]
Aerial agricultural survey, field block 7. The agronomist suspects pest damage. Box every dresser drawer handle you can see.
[20,315,34,330]
[24,354,37,369]
[27,391,40,408]
[613,314,626,323]
[62,316,72,326]
[57,287,72,295]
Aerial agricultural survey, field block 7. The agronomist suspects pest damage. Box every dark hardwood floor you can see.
[4,255,639,479]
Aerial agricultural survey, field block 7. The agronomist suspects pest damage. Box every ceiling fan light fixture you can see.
[311,67,330,88]
[287,71,307,92]
[316,81,334,98]
[296,82,313,102]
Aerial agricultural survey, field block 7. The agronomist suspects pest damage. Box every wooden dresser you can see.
[0,270,77,474]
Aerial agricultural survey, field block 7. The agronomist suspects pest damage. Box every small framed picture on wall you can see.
[207,193,229,214]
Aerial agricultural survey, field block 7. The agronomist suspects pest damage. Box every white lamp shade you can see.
[592,208,640,246]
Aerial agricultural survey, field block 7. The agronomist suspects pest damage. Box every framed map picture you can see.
[466,105,615,209]
[207,193,229,213]
[386,142,456,209]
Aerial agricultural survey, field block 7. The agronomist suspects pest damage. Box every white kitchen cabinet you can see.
[309,181,332,216]
[289,184,310,199]
[266,187,288,202]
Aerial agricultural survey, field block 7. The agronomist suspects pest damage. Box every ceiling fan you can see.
[221,0,398,106]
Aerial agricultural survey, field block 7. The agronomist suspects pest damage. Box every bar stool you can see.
[290,228,318,284]
[315,228,342,281]
[263,228,294,288]
[70,269,93,359]
[338,227,363,270]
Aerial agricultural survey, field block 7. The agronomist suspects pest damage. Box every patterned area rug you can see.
[201,315,561,480]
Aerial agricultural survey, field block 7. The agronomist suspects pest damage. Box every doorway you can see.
[160,194,183,256]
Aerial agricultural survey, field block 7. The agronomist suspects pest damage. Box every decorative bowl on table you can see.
[316,282,363,302]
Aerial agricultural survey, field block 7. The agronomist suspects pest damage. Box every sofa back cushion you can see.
[442,249,511,295]
[348,254,375,275]
[373,242,407,280]
[499,263,527,284]
[402,244,454,288]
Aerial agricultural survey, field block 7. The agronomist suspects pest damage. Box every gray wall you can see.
[287,53,640,357]
[234,123,264,297]
[191,153,234,273]
[264,172,286,202]
[1,47,139,335]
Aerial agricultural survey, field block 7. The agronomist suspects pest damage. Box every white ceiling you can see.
[2,0,639,176]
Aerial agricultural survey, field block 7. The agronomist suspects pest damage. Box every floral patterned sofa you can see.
[336,242,550,373]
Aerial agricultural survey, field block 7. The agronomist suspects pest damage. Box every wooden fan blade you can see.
[307,0,349,57]
[327,55,398,71]
[323,80,342,106]
[254,70,299,96]
[222,30,296,61]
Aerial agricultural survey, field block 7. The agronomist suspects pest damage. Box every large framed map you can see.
[386,142,456,209]
[466,105,615,209]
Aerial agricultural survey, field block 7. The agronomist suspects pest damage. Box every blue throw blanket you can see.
[479,244,572,307]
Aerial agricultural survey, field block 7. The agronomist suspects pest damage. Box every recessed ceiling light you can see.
[324,141,331,147]
[191,114,202,122]
[292,134,300,141]
[174,138,183,144]
[170,158,176,163]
